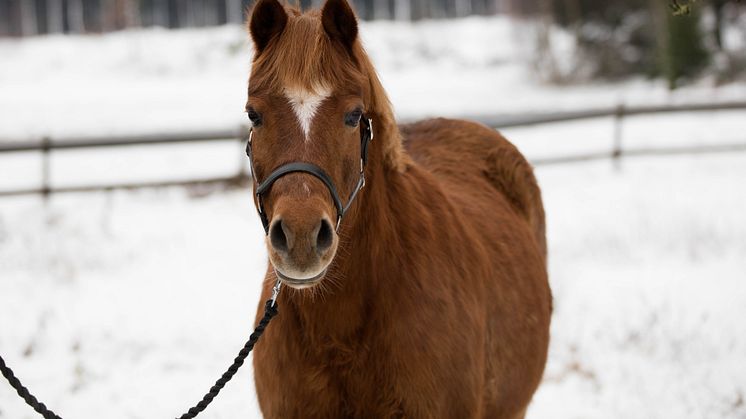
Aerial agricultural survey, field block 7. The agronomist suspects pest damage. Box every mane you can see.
[248,4,407,170]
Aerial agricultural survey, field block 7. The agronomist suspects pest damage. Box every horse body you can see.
[253,117,550,418]
[247,1,550,417]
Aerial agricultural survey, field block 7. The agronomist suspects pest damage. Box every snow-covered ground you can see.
[1,15,746,419]
[1,152,745,419]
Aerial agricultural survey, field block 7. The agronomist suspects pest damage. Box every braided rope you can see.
[176,300,278,419]
[0,355,63,419]
[0,299,279,419]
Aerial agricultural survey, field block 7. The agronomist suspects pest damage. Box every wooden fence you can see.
[0,100,745,197]
[0,0,506,36]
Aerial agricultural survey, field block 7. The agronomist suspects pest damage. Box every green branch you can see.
[669,0,697,16]
[669,0,742,16]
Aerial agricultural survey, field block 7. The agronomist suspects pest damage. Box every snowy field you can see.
[1,16,745,141]
[1,15,746,419]
[1,152,745,419]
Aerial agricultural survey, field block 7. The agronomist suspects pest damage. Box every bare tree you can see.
[46,0,63,33]
[711,0,727,50]
[184,0,196,26]
[202,0,219,25]
[67,0,86,33]
[151,0,170,26]
[455,0,471,16]
[393,0,411,20]
[226,0,242,23]
[373,0,390,19]
[122,0,141,28]
[19,0,38,35]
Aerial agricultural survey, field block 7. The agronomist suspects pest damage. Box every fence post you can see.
[41,137,51,201]
[612,103,624,171]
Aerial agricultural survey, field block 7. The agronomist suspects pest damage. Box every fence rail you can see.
[471,101,746,129]
[0,128,247,153]
[1,100,745,198]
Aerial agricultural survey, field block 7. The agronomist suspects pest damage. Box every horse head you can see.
[246,0,379,289]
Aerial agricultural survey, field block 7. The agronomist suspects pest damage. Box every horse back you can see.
[400,118,546,257]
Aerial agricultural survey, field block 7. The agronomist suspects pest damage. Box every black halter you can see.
[246,117,374,235]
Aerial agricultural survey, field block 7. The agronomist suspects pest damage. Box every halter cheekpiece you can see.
[246,117,374,234]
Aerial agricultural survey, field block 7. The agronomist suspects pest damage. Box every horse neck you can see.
[284,112,406,339]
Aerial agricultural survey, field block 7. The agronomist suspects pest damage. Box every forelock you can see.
[249,8,365,96]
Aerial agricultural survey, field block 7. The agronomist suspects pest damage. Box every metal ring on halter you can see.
[270,275,282,307]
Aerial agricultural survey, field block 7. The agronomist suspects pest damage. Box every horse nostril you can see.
[269,220,289,253]
[316,219,333,253]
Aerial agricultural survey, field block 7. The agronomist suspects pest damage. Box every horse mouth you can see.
[275,268,328,288]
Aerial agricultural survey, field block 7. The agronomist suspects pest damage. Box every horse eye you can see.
[344,109,362,127]
[247,108,263,127]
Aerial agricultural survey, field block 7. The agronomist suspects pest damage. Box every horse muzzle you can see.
[265,209,336,289]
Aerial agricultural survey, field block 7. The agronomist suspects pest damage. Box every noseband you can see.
[245,117,374,235]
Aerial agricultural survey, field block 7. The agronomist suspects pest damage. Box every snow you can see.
[1,16,745,141]
[1,15,746,419]
[0,190,267,418]
[530,154,746,419]
[2,153,745,419]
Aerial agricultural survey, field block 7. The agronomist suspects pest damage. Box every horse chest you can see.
[291,335,405,417]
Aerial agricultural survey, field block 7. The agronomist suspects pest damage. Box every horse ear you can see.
[321,0,358,53]
[249,0,288,55]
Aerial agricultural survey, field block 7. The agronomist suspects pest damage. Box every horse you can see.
[245,1,552,417]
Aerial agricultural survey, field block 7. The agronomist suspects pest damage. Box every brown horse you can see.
[246,1,551,417]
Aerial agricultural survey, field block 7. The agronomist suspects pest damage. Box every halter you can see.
[246,116,374,235]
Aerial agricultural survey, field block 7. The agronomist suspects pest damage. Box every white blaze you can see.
[284,86,331,140]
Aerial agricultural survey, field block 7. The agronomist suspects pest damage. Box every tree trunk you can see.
[67,0,86,33]
[100,0,113,31]
[152,0,169,26]
[5,0,21,36]
[488,0,504,14]
[712,0,726,50]
[393,0,411,21]
[660,5,709,89]
[46,0,64,33]
[0,2,8,36]
[121,0,141,28]
[205,0,220,26]
[20,0,38,35]
[183,0,195,27]
[410,0,425,19]
[373,0,390,19]
[455,0,471,17]
[225,0,242,23]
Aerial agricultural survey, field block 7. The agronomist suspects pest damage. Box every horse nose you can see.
[316,218,334,253]
[268,217,334,256]
[269,219,292,253]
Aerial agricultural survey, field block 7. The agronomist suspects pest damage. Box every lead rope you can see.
[0,279,282,419]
